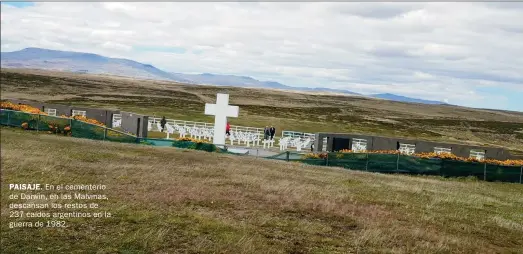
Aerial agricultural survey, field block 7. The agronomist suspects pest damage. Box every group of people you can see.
[264,126,276,140]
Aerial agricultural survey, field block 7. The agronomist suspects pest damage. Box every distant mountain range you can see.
[0,47,189,82]
[1,47,446,105]
[170,72,361,95]
[370,93,446,105]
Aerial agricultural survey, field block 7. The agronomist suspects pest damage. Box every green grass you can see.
[1,127,523,253]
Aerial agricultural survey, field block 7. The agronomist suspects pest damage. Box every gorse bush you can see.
[301,150,523,166]
[1,101,47,115]
[1,101,105,127]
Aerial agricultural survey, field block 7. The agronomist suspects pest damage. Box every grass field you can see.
[1,69,523,154]
[1,127,523,253]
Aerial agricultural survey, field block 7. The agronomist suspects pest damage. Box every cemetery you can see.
[1,84,523,253]
[1,93,522,183]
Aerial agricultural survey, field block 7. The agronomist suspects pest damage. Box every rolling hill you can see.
[1,47,444,104]
[0,47,188,82]
[1,127,522,253]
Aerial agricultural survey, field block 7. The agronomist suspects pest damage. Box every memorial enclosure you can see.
[2,68,522,154]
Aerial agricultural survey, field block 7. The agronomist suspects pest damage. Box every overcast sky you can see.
[1,2,522,111]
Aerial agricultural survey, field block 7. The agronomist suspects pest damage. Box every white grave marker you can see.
[204,93,239,146]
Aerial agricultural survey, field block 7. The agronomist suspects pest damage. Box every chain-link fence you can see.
[1,109,137,142]
[266,151,523,184]
[3,109,522,183]
[138,138,242,154]
[1,109,234,154]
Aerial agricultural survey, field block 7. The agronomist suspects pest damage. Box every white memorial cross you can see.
[204,93,239,146]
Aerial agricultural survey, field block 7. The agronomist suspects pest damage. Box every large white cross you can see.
[204,93,239,146]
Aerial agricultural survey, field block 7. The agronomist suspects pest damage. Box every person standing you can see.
[264,126,270,140]
[225,122,231,137]
[269,126,276,140]
[160,116,167,132]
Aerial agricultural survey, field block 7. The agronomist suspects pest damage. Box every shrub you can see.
[1,101,47,115]
[172,140,220,153]
[301,150,523,166]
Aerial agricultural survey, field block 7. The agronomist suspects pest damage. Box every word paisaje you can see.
[9,184,42,190]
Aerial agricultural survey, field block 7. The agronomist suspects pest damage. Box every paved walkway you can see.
[228,145,281,157]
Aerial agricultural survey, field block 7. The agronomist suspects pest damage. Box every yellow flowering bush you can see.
[1,101,47,115]
[72,115,105,126]
[302,153,328,159]
[411,152,523,166]
[326,149,523,166]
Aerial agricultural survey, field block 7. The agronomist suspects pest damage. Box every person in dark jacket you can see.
[264,126,270,140]
[269,126,276,140]
[160,116,167,132]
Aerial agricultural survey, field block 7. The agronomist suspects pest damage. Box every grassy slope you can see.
[1,69,523,153]
[1,127,523,253]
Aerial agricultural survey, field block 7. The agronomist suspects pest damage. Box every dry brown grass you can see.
[1,127,522,253]
[1,68,523,152]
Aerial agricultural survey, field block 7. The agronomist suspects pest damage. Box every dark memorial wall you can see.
[314,132,514,160]
[332,138,351,152]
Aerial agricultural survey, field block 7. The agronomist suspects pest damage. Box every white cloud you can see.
[1,2,522,111]
[101,41,132,51]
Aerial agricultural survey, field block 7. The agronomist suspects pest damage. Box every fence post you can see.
[36,114,39,132]
[396,153,400,173]
[365,151,369,171]
[483,163,487,181]
[440,159,444,177]
[326,153,329,166]
[520,166,522,184]
[103,127,107,141]
[286,151,290,162]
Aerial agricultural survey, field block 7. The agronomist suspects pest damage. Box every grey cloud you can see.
[332,3,424,19]
[369,47,414,59]
[483,2,523,10]
[1,2,522,110]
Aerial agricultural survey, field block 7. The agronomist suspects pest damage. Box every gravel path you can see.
[228,146,281,157]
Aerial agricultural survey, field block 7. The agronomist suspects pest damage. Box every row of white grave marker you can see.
[147,120,268,147]
[279,131,316,151]
[277,137,313,151]
[144,121,312,152]
[148,120,311,151]
[141,93,316,151]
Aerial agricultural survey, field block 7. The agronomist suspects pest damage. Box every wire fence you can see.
[1,109,138,143]
[3,109,522,184]
[1,109,237,153]
[266,151,523,184]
